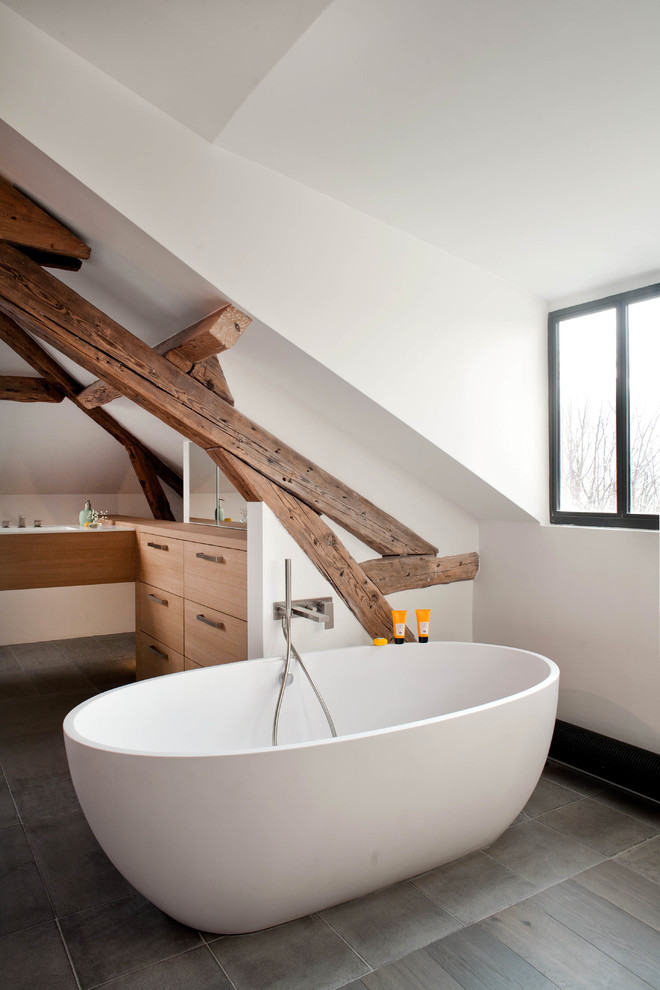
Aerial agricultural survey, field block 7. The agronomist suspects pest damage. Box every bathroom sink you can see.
[2,525,87,534]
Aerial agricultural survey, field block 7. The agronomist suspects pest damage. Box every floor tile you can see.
[573,859,660,931]
[0,921,78,990]
[321,881,461,969]
[481,895,653,989]
[97,632,137,659]
[0,690,93,741]
[53,636,114,661]
[9,641,70,668]
[97,944,234,989]
[426,923,556,989]
[483,818,604,887]
[10,774,80,824]
[0,770,19,827]
[0,644,20,671]
[534,879,660,988]
[26,809,136,916]
[79,654,135,692]
[538,796,658,856]
[361,947,462,989]
[59,892,202,989]
[411,850,537,925]
[522,776,583,818]
[541,759,606,796]
[0,728,78,822]
[0,666,40,698]
[209,914,370,990]
[0,824,53,936]
[23,662,99,697]
[592,785,660,828]
[614,834,660,884]
[0,726,70,778]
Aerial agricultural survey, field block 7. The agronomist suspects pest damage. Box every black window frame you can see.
[549,282,659,530]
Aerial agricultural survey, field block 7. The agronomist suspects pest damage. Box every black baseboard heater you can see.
[549,720,660,802]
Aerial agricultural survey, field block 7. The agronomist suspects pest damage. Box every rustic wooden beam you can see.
[211,450,416,642]
[0,310,183,500]
[77,305,249,409]
[161,305,251,364]
[361,552,480,595]
[0,245,436,557]
[0,375,64,402]
[125,444,176,521]
[208,446,264,502]
[189,356,234,405]
[0,177,90,260]
[16,247,83,272]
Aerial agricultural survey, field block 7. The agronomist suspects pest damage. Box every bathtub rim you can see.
[64,641,559,760]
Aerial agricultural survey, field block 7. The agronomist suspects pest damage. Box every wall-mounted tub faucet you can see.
[273,597,334,629]
[272,559,337,746]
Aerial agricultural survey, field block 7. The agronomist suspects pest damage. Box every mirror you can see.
[182,441,247,527]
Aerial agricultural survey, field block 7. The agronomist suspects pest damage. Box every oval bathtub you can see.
[63,641,559,934]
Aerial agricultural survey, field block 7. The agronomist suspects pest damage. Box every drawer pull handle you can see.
[195,552,225,564]
[147,645,168,660]
[147,541,169,551]
[196,614,225,630]
[147,593,168,606]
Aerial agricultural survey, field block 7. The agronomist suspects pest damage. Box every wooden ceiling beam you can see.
[211,450,416,642]
[188,356,234,405]
[0,375,64,403]
[0,177,90,260]
[360,552,480,595]
[126,444,176,521]
[0,310,183,504]
[17,246,83,272]
[77,305,249,409]
[0,245,436,557]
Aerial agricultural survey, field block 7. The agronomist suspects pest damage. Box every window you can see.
[549,283,659,529]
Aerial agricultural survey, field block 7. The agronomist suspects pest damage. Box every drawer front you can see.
[136,631,185,680]
[137,581,184,653]
[184,542,246,620]
[138,533,184,595]
[184,657,204,670]
[184,600,247,666]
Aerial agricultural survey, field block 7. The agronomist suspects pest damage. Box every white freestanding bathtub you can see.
[64,642,559,934]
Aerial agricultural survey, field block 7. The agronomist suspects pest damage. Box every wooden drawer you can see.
[184,542,247,619]
[184,600,247,666]
[137,581,184,653]
[138,532,183,595]
[136,631,185,680]
[184,657,204,670]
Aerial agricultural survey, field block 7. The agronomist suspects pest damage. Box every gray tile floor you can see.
[1,635,659,989]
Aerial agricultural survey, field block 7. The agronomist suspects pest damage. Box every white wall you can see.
[0,584,135,646]
[0,4,548,521]
[248,503,474,662]
[0,492,174,528]
[474,521,660,754]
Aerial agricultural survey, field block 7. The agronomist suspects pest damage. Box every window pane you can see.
[629,298,660,514]
[558,309,617,513]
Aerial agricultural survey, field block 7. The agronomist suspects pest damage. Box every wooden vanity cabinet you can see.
[136,633,185,679]
[132,521,247,679]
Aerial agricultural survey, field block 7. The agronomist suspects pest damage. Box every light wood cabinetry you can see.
[184,600,247,667]
[136,581,184,654]
[137,533,184,595]
[136,632,185,679]
[129,519,247,679]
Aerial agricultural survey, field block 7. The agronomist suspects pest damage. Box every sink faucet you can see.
[18,515,28,528]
